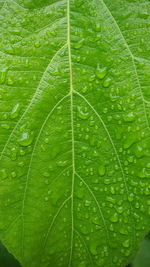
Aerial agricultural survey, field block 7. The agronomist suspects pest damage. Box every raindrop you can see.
[1,169,8,179]
[73,39,84,49]
[77,106,90,120]
[18,131,34,147]
[110,213,118,223]
[122,239,130,248]
[56,160,68,167]
[95,64,107,80]
[0,66,8,84]
[10,103,20,119]
[103,78,111,88]
[123,112,135,122]
[98,165,106,176]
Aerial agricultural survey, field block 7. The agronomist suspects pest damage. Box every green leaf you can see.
[0,0,150,266]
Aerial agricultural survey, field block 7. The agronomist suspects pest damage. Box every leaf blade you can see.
[0,1,150,267]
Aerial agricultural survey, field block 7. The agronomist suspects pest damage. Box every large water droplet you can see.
[10,103,20,119]
[95,65,107,79]
[123,134,136,149]
[73,39,84,49]
[77,106,90,120]
[119,227,128,235]
[18,131,34,147]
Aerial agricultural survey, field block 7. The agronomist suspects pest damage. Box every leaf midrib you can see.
[67,0,75,265]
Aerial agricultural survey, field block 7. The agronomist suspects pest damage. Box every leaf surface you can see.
[0,0,150,266]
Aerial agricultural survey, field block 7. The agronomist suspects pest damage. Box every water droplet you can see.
[138,168,147,178]
[77,106,90,120]
[44,196,48,201]
[44,137,49,144]
[123,112,135,122]
[56,160,68,167]
[10,103,20,119]
[90,242,97,255]
[85,200,91,207]
[110,213,118,223]
[106,196,116,203]
[51,67,61,76]
[1,123,10,129]
[18,131,34,147]
[18,161,24,167]
[122,239,130,248]
[95,65,107,79]
[0,66,8,84]
[34,41,40,48]
[2,113,8,120]
[98,165,106,176]
[123,134,136,149]
[109,224,114,231]
[88,75,95,82]
[82,86,88,94]
[10,147,17,160]
[76,56,81,62]
[134,145,144,158]
[128,193,134,202]
[11,171,16,178]
[104,178,111,185]
[43,172,50,177]
[144,188,150,196]
[7,78,14,85]
[20,149,25,156]
[110,186,115,195]
[116,206,124,214]
[73,39,84,49]
[103,78,111,88]
[0,169,8,179]
[146,163,150,168]
[119,227,128,235]
[92,216,100,225]
[75,0,84,7]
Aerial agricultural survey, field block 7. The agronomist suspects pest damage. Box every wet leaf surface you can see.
[0,0,150,266]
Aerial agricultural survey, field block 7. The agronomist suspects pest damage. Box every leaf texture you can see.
[0,0,150,266]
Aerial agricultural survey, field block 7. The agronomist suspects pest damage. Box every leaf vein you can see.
[0,43,67,159]
[43,196,71,249]
[74,228,94,267]
[102,0,150,131]
[75,172,111,266]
